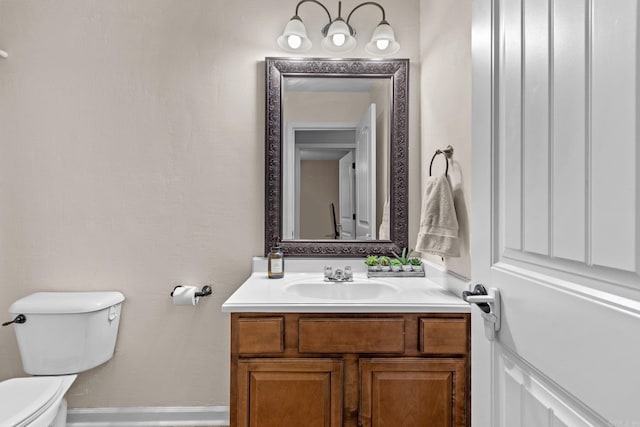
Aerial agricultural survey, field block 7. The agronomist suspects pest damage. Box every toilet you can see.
[0,291,125,427]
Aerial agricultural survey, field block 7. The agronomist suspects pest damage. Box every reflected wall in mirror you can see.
[265,58,408,257]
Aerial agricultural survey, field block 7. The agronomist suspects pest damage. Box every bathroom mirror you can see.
[265,57,408,257]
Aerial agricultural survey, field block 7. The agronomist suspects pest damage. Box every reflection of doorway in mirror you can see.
[294,129,355,240]
[282,122,356,240]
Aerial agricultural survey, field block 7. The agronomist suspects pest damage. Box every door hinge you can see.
[352,162,356,169]
[352,213,356,220]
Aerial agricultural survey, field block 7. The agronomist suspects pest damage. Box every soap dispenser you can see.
[268,246,284,279]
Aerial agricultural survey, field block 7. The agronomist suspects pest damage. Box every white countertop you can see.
[222,258,471,313]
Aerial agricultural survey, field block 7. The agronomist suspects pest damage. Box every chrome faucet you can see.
[324,265,353,282]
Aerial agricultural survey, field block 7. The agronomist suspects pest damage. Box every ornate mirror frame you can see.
[265,57,409,257]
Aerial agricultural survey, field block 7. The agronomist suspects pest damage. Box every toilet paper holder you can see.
[170,285,213,298]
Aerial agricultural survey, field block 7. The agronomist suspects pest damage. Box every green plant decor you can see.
[409,257,422,266]
[378,256,391,266]
[364,255,379,266]
[390,259,402,266]
[392,248,413,265]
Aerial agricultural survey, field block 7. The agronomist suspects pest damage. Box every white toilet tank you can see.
[9,292,125,375]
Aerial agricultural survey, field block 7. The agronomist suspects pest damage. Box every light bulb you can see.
[332,33,346,47]
[288,35,302,49]
[376,39,390,51]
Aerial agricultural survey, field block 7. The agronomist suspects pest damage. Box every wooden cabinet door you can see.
[237,359,343,427]
[360,358,467,427]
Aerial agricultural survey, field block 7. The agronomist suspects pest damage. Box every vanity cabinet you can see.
[230,313,470,427]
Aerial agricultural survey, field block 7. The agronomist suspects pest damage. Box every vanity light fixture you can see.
[277,0,400,56]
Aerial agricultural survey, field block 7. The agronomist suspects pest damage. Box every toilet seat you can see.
[0,376,65,427]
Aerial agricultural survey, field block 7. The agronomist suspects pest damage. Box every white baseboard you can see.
[66,406,229,427]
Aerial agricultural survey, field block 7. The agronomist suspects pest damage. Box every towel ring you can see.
[429,151,449,176]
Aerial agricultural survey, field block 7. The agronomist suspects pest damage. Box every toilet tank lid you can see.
[9,291,125,314]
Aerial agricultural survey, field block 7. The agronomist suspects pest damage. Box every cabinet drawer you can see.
[237,317,284,354]
[419,318,468,354]
[299,318,404,353]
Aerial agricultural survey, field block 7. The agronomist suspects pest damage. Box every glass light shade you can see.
[277,17,312,52]
[365,22,400,56]
[321,19,356,53]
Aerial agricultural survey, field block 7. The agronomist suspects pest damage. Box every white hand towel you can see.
[416,174,460,257]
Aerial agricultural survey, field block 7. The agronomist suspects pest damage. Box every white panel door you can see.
[338,151,355,240]
[355,104,376,240]
[472,0,640,426]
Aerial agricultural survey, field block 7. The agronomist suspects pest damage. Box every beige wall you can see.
[419,0,472,278]
[300,160,340,239]
[284,91,371,122]
[0,0,421,407]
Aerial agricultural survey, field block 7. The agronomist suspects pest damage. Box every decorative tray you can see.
[367,269,425,278]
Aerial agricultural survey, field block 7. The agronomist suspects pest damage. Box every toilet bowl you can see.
[0,375,76,427]
[0,292,124,427]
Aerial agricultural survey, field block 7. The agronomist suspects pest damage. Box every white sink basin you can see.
[284,278,398,300]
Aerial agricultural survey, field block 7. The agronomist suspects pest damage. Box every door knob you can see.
[462,284,501,340]
[462,284,491,313]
